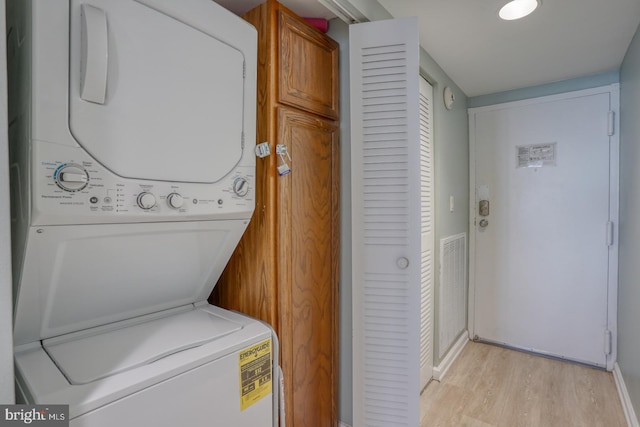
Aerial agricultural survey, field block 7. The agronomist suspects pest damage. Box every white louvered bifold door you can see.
[419,77,434,391]
[350,17,421,427]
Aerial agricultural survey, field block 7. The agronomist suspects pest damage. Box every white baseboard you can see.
[614,362,639,427]
[338,422,352,427]
[433,333,469,381]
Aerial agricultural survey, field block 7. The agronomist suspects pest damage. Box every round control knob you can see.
[54,163,89,192]
[233,177,249,197]
[137,192,156,210]
[167,193,184,209]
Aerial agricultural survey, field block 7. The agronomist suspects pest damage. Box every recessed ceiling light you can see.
[499,0,540,20]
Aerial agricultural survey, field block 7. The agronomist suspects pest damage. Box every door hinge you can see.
[608,111,615,136]
[606,221,614,246]
[605,330,612,355]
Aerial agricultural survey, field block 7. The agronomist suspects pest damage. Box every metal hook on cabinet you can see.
[276,144,292,176]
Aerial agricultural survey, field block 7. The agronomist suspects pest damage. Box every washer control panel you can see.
[32,141,254,225]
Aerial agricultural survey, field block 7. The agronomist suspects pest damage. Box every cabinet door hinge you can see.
[608,111,615,137]
[606,221,614,246]
[605,330,612,355]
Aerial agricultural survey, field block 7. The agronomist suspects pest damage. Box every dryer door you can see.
[68,0,247,183]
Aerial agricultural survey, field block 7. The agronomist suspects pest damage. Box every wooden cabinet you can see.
[210,1,339,426]
[278,12,339,119]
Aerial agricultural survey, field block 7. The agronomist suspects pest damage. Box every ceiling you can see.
[214,0,640,97]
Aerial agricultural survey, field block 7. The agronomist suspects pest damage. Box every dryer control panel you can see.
[31,141,255,226]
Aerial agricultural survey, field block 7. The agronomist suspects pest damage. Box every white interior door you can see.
[419,77,434,391]
[350,17,422,426]
[470,86,619,369]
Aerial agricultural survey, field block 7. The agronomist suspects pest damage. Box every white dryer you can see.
[7,0,277,425]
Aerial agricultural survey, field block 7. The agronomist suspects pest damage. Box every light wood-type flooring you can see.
[421,342,627,427]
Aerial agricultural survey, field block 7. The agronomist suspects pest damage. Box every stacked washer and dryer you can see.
[7,0,279,425]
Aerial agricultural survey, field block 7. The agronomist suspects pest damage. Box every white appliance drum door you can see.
[68,0,245,183]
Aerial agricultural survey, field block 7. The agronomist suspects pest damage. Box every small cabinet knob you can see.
[397,257,409,269]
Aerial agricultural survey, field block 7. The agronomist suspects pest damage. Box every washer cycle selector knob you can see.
[137,192,156,210]
[54,163,89,192]
[167,193,184,209]
[233,177,249,197]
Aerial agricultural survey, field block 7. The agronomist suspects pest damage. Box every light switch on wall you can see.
[450,195,454,212]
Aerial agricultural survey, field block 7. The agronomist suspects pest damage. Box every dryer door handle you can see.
[80,4,108,104]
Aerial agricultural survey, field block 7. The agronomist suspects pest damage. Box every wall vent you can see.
[439,233,467,358]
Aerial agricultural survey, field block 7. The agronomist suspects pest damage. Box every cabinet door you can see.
[278,11,339,120]
[277,107,339,426]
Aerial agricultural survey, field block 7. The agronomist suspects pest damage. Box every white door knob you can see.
[397,257,409,269]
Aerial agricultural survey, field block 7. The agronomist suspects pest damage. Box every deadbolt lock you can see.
[479,200,490,217]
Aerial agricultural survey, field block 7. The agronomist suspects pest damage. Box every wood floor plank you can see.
[536,357,577,427]
[498,350,546,427]
[419,383,477,427]
[567,362,626,427]
[421,342,626,427]
[462,345,513,424]
[459,415,496,427]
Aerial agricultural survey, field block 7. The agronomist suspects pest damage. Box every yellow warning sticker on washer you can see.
[239,338,272,411]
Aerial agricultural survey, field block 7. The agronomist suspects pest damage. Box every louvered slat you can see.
[362,44,410,247]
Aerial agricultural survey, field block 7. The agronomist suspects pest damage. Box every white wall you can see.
[618,21,640,418]
[0,0,16,404]
[418,41,469,365]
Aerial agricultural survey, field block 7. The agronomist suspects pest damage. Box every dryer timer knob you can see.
[233,177,249,197]
[137,192,156,210]
[55,163,89,192]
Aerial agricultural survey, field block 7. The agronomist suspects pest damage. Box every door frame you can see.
[467,84,620,371]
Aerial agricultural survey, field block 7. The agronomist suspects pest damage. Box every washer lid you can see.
[43,308,242,385]
[68,0,247,183]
